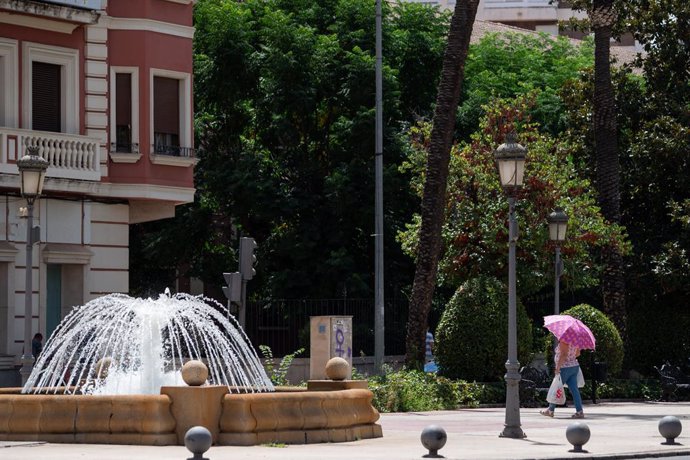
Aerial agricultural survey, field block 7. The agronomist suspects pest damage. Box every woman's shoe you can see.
[540,409,554,417]
[571,411,585,419]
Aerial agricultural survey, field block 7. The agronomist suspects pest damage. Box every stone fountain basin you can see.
[0,386,382,446]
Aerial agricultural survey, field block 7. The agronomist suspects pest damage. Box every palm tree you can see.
[405,0,481,367]
[592,0,626,335]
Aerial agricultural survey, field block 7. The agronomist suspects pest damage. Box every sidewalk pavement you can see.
[1,401,689,460]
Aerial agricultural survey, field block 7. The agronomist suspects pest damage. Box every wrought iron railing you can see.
[109,142,140,154]
[152,144,196,158]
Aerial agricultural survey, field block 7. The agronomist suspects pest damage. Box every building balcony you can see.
[484,0,554,7]
[0,127,101,181]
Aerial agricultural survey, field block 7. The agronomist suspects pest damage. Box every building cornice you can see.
[0,0,99,24]
[106,16,195,39]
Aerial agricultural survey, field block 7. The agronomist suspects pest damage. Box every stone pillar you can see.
[160,385,229,444]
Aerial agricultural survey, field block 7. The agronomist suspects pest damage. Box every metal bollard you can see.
[566,422,590,453]
[185,426,212,460]
[421,425,447,458]
[659,416,683,445]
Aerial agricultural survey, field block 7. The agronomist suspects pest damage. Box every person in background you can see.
[424,327,438,373]
[31,332,43,359]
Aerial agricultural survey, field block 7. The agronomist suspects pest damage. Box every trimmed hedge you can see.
[558,304,624,376]
[436,276,533,381]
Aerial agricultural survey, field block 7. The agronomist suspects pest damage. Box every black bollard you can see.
[185,426,212,460]
[421,425,447,458]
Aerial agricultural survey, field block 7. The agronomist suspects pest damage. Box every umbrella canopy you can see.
[543,314,596,350]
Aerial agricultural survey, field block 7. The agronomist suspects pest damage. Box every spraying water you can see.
[23,290,274,395]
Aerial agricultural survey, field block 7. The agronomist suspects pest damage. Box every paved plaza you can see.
[1,401,689,459]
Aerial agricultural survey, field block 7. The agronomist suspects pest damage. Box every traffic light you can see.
[239,237,257,280]
[222,272,241,303]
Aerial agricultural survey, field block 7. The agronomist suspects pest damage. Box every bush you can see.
[368,369,506,412]
[435,276,533,381]
[368,369,460,412]
[559,304,624,376]
[626,291,690,374]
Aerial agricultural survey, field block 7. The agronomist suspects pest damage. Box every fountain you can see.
[24,290,272,395]
[0,291,382,445]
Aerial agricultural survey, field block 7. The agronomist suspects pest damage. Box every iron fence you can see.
[243,297,408,358]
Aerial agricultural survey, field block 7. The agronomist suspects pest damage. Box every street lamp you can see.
[547,207,568,315]
[17,146,49,385]
[494,131,527,439]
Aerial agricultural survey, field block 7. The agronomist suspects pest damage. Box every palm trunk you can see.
[592,0,626,336]
[405,0,480,368]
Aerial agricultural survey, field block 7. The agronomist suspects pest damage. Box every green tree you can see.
[399,95,628,298]
[131,0,451,302]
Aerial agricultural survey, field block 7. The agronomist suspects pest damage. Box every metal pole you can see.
[554,245,561,315]
[374,0,385,374]
[500,197,525,438]
[240,279,247,329]
[20,199,35,386]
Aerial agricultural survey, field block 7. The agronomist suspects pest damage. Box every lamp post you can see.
[547,208,569,315]
[494,132,527,439]
[17,147,49,385]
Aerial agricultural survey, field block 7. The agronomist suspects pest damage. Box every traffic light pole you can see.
[240,279,247,329]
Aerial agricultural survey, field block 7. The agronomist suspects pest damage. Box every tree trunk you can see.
[592,0,626,336]
[405,0,480,368]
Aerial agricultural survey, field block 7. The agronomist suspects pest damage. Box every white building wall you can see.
[0,197,129,360]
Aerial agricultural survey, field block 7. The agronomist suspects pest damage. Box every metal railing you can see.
[243,297,409,358]
[110,142,140,154]
[152,144,196,158]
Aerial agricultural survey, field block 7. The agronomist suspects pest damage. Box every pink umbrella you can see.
[543,314,596,350]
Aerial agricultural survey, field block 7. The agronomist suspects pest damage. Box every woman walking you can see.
[540,339,584,418]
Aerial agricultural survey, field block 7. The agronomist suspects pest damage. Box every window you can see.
[149,68,192,162]
[153,76,180,154]
[22,42,79,134]
[0,39,18,128]
[109,67,139,160]
[32,62,61,133]
[115,73,132,151]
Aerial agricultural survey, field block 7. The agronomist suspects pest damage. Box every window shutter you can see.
[153,76,179,137]
[115,73,131,126]
[32,61,61,132]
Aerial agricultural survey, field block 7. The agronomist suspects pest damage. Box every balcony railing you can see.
[0,127,101,181]
[153,144,196,158]
[484,0,554,7]
[110,142,140,154]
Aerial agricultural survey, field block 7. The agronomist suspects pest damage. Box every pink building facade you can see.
[0,0,196,367]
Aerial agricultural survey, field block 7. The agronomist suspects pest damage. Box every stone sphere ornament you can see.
[659,415,683,445]
[421,424,447,458]
[184,426,212,460]
[325,357,350,381]
[182,360,209,386]
[566,422,591,453]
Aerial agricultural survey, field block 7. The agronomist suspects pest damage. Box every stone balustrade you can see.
[0,127,101,181]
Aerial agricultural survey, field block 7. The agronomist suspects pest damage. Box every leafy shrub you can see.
[435,276,533,381]
[368,369,506,412]
[558,304,624,376]
[259,345,304,386]
[369,370,460,412]
[626,291,690,374]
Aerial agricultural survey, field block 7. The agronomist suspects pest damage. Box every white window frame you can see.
[149,68,192,165]
[0,38,19,128]
[109,66,141,162]
[22,42,79,134]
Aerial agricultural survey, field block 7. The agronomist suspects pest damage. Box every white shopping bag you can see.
[546,374,566,405]
[577,368,585,388]
[563,368,586,389]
